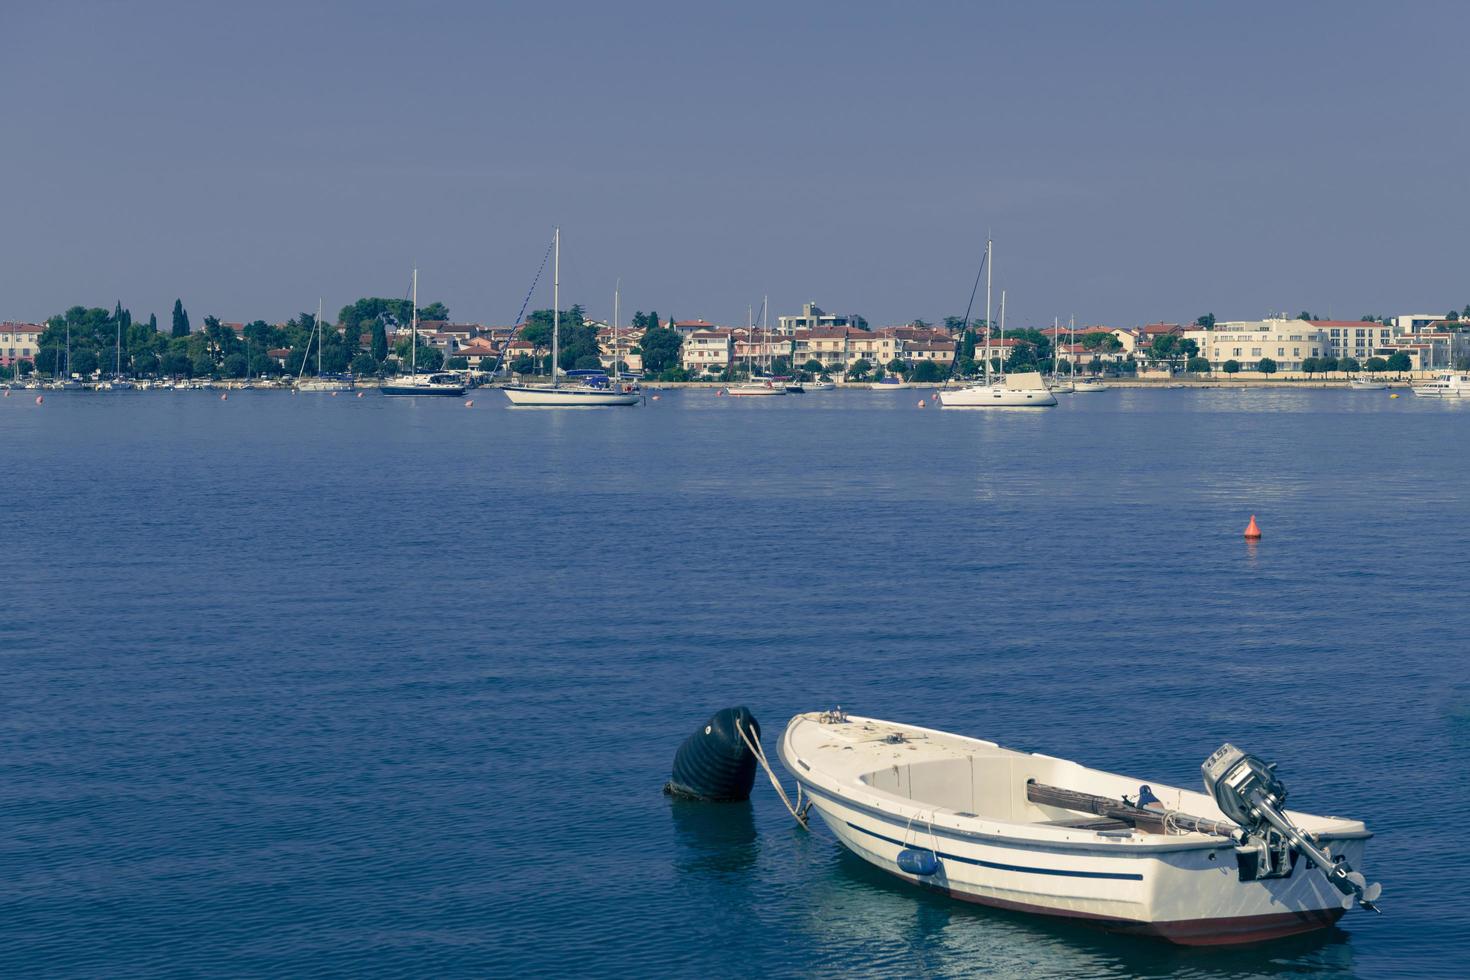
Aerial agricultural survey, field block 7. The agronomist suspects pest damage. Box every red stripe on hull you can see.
[896,871,1344,946]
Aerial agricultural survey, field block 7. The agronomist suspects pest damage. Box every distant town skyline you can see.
[3,2,1467,330]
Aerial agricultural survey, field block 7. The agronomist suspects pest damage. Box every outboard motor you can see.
[1202,743,1381,912]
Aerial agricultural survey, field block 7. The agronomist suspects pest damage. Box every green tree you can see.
[1301,356,1319,378]
[1339,356,1361,374]
[1256,357,1278,374]
[1386,352,1411,373]
[191,353,214,377]
[573,354,602,370]
[511,355,535,373]
[912,360,945,382]
[1363,357,1387,374]
[171,299,190,338]
[886,357,907,376]
[639,325,683,374]
[802,358,824,374]
[370,320,389,362]
[418,301,450,322]
[1223,359,1241,375]
[221,353,248,378]
[1186,355,1211,373]
[350,353,378,376]
[848,358,872,380]
[1195,313,1216,330]
[1320,355,1339,373]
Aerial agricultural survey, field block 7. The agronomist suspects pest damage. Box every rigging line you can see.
[948,242,988,382]
[490,236,556,376]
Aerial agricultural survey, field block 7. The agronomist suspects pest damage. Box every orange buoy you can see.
[35,394,44,405]
[464,399,474,408]
[1243,515,1261,539]
[1389,393,1400,399]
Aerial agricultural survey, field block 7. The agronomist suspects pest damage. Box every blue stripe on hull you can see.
[845,821,1144,881]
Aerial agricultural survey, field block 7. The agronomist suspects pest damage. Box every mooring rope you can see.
[736,720,809,828]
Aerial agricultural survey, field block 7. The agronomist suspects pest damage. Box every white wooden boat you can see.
[383,372,466,396]
[779,712,1378,946]
[1349,379,1387,391]
[1073,378,1108,392]
[804,379,835,391]
[298,376,355,392]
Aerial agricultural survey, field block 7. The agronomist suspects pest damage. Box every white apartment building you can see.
[777,303,853,336]
[1308,320,1396,362]
[1186,319,1327,371]
[682,330,733,373]
[1,321,43,367]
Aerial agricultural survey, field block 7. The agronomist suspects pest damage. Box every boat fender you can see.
[663,706,760,801]
[897,848,940,876]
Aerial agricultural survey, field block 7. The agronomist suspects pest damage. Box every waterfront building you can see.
[1,321,43,367]
[904,339,956,367]
[777,303,853,336]
[1394,313,1448,333]
[597,327,643,374]
[1186,319,1328,371]
[681,329,734,373]
[670,319,719,340]
[1308,320,1396,363]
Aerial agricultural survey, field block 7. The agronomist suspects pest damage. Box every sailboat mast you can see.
[747,306,753,376]
[411,269,419,376]
[999,290,1006,380]
[613,278,621,382]
[984,238,992,383]
[551,228,560,390]
[316,298,323,377]
[762,296,769,375]
[1053,316,1059,376]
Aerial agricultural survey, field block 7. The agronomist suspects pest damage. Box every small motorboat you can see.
[1072,378,1109,392]
[779,712,1379,946]
[1411,372,1469,397]
[804,379,835,391]
[1349,379,1387,390]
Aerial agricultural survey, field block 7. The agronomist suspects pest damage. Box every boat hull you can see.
[725,386,786,397]
[501,385,639,406]
[938,385,1057,407]
[780,714,1367,946]
[381,384,466,396]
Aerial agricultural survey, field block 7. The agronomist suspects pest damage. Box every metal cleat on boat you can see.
[1203,743,1382,912]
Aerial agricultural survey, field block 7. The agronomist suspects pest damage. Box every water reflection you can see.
[669,798,759,877]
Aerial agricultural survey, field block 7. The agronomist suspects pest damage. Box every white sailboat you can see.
[1049,317,1074,393]
[939,246,1056,408]
[728,301,787,396]
[502,229,639,406]
[298,299,354,392]
[382,270,466,396]
[779,711,1380,946]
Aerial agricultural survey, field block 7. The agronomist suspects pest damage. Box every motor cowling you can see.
[1202,743,1381,912]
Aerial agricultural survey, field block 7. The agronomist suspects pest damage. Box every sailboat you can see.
[502,229,640,406]
[1049,317,1074,393]
[939,242,1056,408]
[56,322,83,389]
[298,300,355,392]
[382,270,466,396]
[100,315,135,390]
[728,300,787,396]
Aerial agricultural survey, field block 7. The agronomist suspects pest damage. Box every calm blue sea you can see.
[2,387,1466,978]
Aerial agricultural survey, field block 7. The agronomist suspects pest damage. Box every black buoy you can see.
[664,706,760,801]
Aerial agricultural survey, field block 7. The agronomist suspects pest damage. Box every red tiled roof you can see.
[1,321,45,334]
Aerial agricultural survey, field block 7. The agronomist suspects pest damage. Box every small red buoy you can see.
[357,391,364,398]
[331,391,338,397]
[652,394,661,401]
[35,394,44,405]
[464,399,474,408]
[917,399,926,408]
[220,392,228,401]
[1244,515,1261,539]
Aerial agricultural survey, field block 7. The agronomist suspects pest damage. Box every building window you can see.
[1251,348,1261,357]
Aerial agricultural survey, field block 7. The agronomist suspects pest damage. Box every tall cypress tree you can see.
[371,319,388,362]
[148,313,158,333]
[171,299,190,338]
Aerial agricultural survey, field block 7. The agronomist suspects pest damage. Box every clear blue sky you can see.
[3,1,1466,330]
